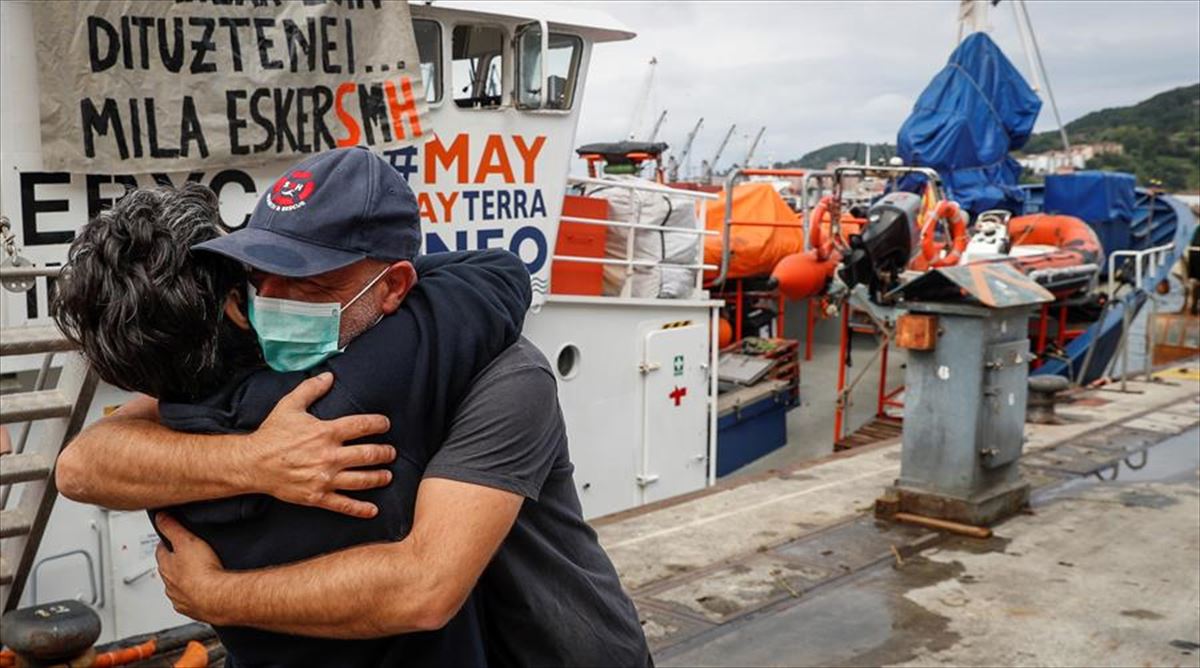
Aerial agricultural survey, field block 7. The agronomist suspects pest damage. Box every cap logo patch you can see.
[268,170,315,212]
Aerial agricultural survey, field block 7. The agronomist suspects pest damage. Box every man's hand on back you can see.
[155,513,224,620]
[247,373,396,518]
[57,373,396,516]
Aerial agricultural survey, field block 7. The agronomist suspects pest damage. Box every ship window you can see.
[414,19,442,103]
[516,24,582,110]
[452,25,504,109]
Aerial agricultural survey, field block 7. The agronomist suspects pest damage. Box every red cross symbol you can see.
[669,386,687,406]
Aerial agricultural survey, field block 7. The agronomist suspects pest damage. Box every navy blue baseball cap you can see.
[194,147,421,277]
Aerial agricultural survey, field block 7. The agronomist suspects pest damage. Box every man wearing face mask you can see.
[58,147,652,667]
[54,157,531,665]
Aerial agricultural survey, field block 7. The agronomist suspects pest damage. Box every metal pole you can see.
[1074,299,1110,386]
[1145,291,1158,380]
[833,305,850,443]
[1120,298,1131,392]
[1010,0,1043,93]
[707,305,719,486]
[805,298,815,361]
[877,341,890,418]
[714,168,743,287]
[1017,0,1070,152]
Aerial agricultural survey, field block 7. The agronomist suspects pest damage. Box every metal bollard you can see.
[1027,375,1071,424]
[0,600,101,667]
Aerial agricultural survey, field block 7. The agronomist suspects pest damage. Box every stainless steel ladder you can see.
[0,264,100,612]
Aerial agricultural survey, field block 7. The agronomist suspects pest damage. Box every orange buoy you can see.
[770,249,842,301]
[919,200,969,268]
[718,317,734,347]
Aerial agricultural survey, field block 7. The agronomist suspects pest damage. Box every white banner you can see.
[31,0,429,173]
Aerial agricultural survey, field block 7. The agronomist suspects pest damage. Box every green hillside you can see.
[775,84,1199,192]
[1020,83,1200,192]
[773,142,897,170]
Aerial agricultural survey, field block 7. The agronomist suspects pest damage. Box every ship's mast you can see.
[957,0,1069,152]
[1013,0,1069,152]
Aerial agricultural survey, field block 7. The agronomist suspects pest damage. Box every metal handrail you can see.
[0,266,63,279]
[554,255,718,271]
[561,175,719,298]
[1105,242,1177,386]
[568,175,721,200]
[800,171,834,252]
[1106,243,1175,294]
[559,216,718,237]
[829,164,942,244]
[713,167,809,286]
[30,549,98,606]
[831,164,941,182]
[738,168,809,179]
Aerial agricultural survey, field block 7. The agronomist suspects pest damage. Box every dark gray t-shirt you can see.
[424,338,651,668]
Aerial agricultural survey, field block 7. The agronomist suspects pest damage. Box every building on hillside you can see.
[1017,142,1124,175]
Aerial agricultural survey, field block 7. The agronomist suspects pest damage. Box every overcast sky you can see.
[541,0,1200,174]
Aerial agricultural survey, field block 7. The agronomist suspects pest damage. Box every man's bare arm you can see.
[156,476,524,636]
[56,373,397,518]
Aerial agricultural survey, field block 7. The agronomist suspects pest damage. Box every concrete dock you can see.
[597,368,1200,666]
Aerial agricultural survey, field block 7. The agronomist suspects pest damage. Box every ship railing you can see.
[1104,242,1176,387]
[711,168,811,287]
[799,171,833,252]
[1106,242,1175,295]
[561,175,721,299]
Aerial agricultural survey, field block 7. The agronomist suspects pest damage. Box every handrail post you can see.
[801,171,832,253]
[713,168,745,287]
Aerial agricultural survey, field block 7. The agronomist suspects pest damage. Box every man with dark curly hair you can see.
[54,184,263,403]
[53,172,532,666]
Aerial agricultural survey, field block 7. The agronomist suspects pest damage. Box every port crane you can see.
[703,123,736,185]
[668,117,704,181]
[743,126,766,168]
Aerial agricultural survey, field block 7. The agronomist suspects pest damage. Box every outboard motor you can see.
[839,192,922,300]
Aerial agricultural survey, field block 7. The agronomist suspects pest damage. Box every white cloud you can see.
[481,1,1200,169]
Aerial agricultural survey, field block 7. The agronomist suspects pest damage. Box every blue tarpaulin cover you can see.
[897,33,1042,216]
[1043,171,1135,224]
[1044,171,1136,253]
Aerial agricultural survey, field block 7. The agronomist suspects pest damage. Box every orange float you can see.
[1007,213,1102,266]
[919,200,969,268]
[717,317,734,348]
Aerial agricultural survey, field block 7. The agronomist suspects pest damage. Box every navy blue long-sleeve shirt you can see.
[157,250,531,668]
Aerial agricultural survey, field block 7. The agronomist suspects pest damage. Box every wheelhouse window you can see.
[516,24,582,110]
[414,19,442,103]
[452,25,504,109]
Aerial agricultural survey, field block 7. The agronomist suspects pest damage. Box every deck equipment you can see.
[878,263,1054,525]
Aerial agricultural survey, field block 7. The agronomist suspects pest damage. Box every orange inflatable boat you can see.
[1000,213,1104,299]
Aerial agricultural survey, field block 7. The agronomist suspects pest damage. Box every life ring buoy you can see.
[807,196,835,260]
[920,200,968,268]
